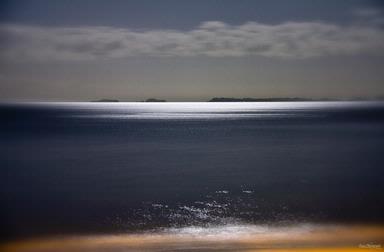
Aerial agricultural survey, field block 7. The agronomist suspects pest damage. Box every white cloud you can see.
[352,8,384,26]
[1,20,384,61]
[353,8,382,18]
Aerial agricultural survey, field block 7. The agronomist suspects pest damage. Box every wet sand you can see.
[2,224,384,252]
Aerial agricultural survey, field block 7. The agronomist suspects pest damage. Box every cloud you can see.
[353,8,382,18]
[1,20,384,61]
[352,7,384,26]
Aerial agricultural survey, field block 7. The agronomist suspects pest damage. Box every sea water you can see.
[1,102,384,242]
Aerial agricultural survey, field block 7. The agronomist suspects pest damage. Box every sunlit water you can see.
[1,102,384,250]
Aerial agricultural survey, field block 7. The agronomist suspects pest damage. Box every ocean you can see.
[1,101,384,251]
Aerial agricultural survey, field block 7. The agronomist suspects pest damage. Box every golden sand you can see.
[1,224,383,252]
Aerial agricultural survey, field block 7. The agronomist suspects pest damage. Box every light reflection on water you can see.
[105,188,306,231]
[9,101,384,120]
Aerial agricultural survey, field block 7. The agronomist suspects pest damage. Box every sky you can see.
[0,0,384,101]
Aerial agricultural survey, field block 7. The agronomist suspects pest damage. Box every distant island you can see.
[92,99,119,102]
[91,98,167,102]
[145,98,167,102]
[88,97,381,102]
[209,97,313,102]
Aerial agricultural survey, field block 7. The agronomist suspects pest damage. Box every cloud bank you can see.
[1,20,384,61]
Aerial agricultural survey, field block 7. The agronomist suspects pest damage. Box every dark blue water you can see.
[1,102,384,239]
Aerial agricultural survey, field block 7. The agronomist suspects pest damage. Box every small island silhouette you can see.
[89,97,358,102]
[91,99,119,102]
[145,98,167,102]
[91,98,167,102]
[208,97,312,102]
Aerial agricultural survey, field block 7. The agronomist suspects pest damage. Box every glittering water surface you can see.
[1,102,384,242]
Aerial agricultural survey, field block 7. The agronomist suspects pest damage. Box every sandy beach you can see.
[2,224,384,252]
